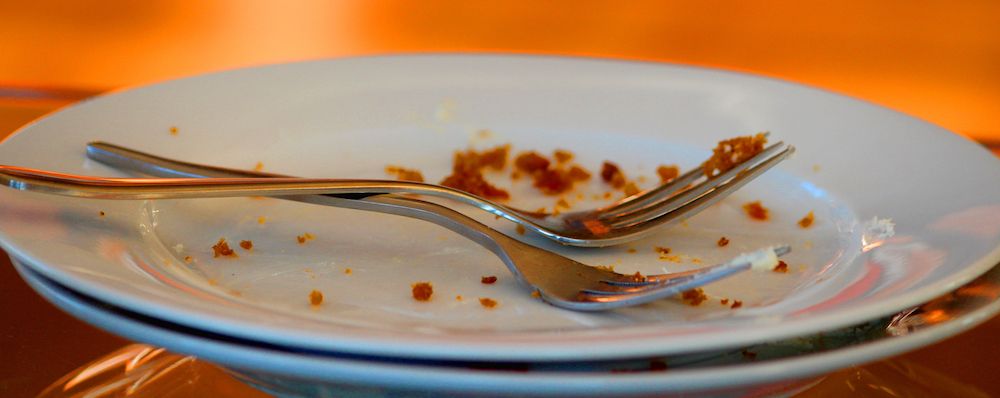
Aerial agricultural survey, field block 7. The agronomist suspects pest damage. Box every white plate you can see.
[14,257,1000,398]
[1,55,999,361]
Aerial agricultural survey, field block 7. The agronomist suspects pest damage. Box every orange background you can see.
[1,1,999,141]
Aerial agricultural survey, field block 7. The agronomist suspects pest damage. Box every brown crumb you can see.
[514,151,551,174]
[183,256,193,263]
[773,260,789,273]
[257,216,267,224]
[296,233,315,244]
[630,271,646,283]
[309,289,324,306]
[531,290,541,299]
[553,149,574,164]
[702,133,767,178]
[654,246,672,256]
[567,165,591,181]
[412,282,433,301]
[481,275,498,284]
[456,295,463,301]
[681,288,708,306]
[99,211,105,216]
[656,165,679,183]
[440,145,511,200]
[479,297,498,308]
[717,237,730,247]
[720,298,730,305]
[239,240,253,250]
[596,264,616,272]
[515,224,526,235]
[212,238,237,258]
[600,161,626,189]
[623,181,640,196]
[798,211,815,228]
[344,268,353,275]
[532,169,575,195]
[742,201,770,221]
[169,126,178,135]
[627,247,637,254]
[731,300,744,309]
[253,161,264,172]
[385,165,425,182]
[556,198,571,209]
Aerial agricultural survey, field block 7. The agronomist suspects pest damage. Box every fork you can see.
[86,141,794,247]
[0,165,790,311]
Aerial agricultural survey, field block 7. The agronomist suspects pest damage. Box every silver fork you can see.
[0,165,790,311]
[86,141,794,247]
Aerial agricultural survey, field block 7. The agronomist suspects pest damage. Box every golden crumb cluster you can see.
[702,133,767,178]
[440,145,512,200]
[385,165,425,182]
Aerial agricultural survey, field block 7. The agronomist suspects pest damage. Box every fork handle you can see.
[84,142,532,278]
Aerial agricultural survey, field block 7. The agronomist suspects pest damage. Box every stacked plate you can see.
[3,55,1000,398]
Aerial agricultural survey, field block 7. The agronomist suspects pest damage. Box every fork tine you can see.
[602,144,795,232]
[580,245,790,296]
[591,133,775,217]
[598,142,789,226]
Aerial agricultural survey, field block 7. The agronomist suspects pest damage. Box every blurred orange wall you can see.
[1,1,998,139]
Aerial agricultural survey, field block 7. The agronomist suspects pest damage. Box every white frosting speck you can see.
[733,246,780,272]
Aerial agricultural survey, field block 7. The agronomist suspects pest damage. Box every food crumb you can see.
[385,165,425,182]
[515,224,526,235]
[476,129,494,139]
[441,145,511,200]
[531,290,541,299]
[481,275,498,284]
[731,300,744,309]
[798,211,815,228]
[717,237,730,247]
[456,295,463,301]
[257,216,267,224]
[623,181,641,196]
[654,246,672,256]
[344,268,353,275]
[183,256,193,263]
[583,219,610,236]
[555,198,571,209]
[239,240,253,250]
[169,126,178,135]
[773,260,789,273]
[627,247,637,254]
[703,133,767,178]
[212,238,237,258]
[553,149,574,164]
[479,297,498,309]
[600,161,626,189]
[296,233,315,244]
[412,282,433,301]
[596,264,616,272]
[309,290,324,306]
[742,201,770,221]
[99,210,105,216]
[656,165,679,183]
[681,288,708,306]
[253,161,264,172]
[720,298,730,305]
